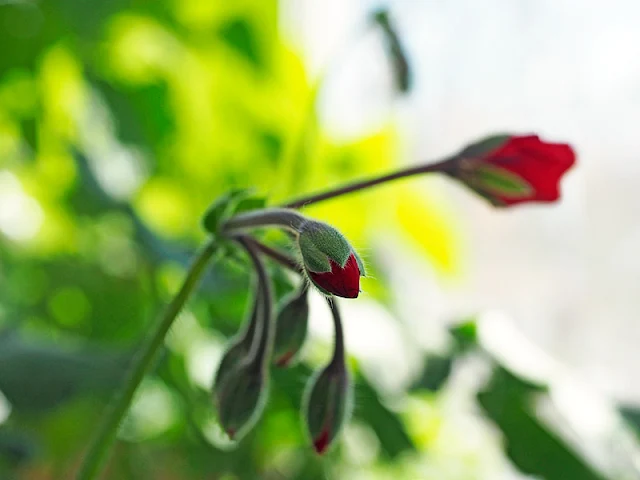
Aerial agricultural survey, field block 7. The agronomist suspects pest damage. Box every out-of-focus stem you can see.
[282,157,456,209]
[76,240,219,480]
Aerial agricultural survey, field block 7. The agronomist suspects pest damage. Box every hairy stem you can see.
[234,235,273,375]
[244,238,345,369]
[326,298,345,368]
[244,237,302,274]
[282,157,456,209]
[76,240,219,480]
[222,208,307,234]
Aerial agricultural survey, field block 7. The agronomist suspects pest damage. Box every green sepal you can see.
[353,250,366,277]
[303,362,353,453]
[298,234,332,273]
[216,362,268,440]
[299,221,352,268]
[473,165,533,198]
[461,134,510,158]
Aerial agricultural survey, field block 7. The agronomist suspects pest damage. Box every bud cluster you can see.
[209,216,361,453]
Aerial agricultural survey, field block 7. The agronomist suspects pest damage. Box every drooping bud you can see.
[297,220,365,298]
[212,287,261,406]
[216,361,267,440]
[303,360,353,455]
[214,235,274,440]
[303,297,352,454]
[273,286,309,367]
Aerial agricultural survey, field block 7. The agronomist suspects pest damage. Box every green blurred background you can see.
[0,0,639,479]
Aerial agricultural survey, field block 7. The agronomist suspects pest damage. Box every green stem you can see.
[76,239,219,480]
[244,237,302,274]
[222,208,306,234]
[233,235,273,375]
[326,298,345,369]
[281,157,457,209]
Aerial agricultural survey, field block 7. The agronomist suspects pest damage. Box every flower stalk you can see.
[282,158,455,209]
[76,240,220,480]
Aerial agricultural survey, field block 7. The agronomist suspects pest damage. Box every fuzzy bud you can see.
[273,287,309,367]
[303,360,353,455]
[297,220,365,298]
[216,362,267,440]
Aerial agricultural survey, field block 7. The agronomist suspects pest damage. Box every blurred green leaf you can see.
[0,430,36,470]
[218,17,263,70]
[233,196,267,215]
[478,366,607,480]
[201,188,253,235]
[619,405,640,438]
[0,332,129,412]
[372,9,411,93]
[409,354,453,393]
[353,375,417,460]
[449,319,478,352]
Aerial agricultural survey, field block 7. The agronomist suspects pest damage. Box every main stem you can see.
[76,240,219,480]
[282,157,456,209]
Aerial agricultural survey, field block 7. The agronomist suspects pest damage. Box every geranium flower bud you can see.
[214,235,275,440]
[450,134,576,207]
[297,220,365,298]
[303,297,352,455]
[216,362,267,440]
[212,289,261,404]
[303,360,353,455]
[273,286,309,367]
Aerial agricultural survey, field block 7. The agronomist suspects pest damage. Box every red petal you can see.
[309,254,361,298]
[482,135,576,206]
[313,427,331,455]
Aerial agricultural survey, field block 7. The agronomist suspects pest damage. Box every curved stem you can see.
[234,235,273,375]
[246,237,344,369]
[240,280,262,350]
[244,237,302,274]
[76,240,219,480]
[282,157,456,209]
[222,208,307,234]
[326,298,345,369]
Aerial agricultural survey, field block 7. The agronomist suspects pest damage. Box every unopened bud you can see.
[297,220,364,298]
[216,362,268,440]
[273,287,309,367]
[212,290,261,404]
[212,340,248,406]
[450,134,576,207]
[303,360,353,455]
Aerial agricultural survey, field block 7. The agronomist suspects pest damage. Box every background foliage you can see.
[0,1,637,479]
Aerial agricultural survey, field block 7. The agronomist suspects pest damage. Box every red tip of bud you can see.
[309,254,360,298]
[275,350,295,367]
[313,427,331,455]
[226,428,236,440]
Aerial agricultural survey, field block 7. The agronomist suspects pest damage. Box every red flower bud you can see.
[452,134,576,207]
[297,220,365,298]
[303,360,352,455]
[308,253,361,299]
